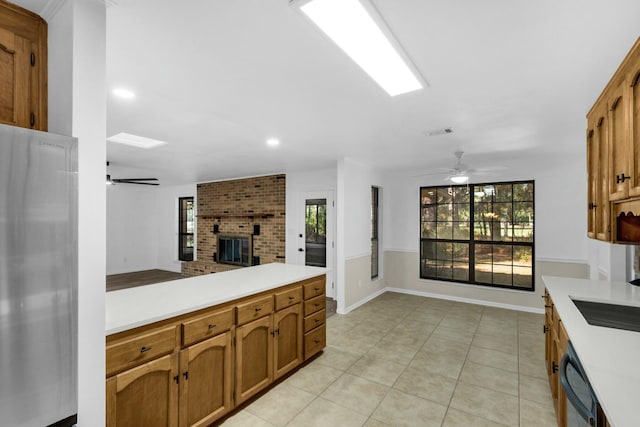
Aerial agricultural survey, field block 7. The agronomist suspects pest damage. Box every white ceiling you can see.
[17,0,640,185]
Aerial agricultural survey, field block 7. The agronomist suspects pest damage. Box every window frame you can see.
[371,186,379,279]
[419,180,535,292]
[178,196,195,261]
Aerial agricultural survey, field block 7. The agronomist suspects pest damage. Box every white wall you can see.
[48,0,107,424]
[106,183,197,275]
[337,158,387,312]
[106,186,160,275]
[382,152,592,311]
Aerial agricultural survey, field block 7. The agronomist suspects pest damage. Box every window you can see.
[178,197,195,261]
[371,186,379,278]
[420,181,534,290]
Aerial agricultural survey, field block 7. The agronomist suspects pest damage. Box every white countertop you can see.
[542,276,640,427]
[106,263,327,335]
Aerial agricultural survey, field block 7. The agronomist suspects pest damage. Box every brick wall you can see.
[182,174,286,277]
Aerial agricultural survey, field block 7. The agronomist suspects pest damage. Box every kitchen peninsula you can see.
[105,263,327,427]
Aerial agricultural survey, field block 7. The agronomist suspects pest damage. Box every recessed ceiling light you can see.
[107,133,167,149]
[113,88,135,99]
[293,0,425,96]
[267,138,280,147]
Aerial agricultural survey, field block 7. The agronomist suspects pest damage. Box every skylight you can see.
[294,0,425,96]
[107,133,167,149]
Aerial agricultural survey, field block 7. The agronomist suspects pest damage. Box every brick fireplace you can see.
[181,174,286,277]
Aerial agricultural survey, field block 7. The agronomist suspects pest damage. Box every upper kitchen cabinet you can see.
[586,102,610,241]
[587,37,640,243]
[0,0,47,131]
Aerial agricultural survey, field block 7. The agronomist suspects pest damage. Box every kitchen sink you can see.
[571,298,640,333]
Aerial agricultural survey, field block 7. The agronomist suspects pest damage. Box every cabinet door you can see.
[106,353,179,427]
[608,84,630,201]
[628,59,640,198]
[179,331,233,427]
[235,315,273,404]
[273,304,303,380]
[0,2,47,130]
[0,27,31,128]
[586,124,598,238]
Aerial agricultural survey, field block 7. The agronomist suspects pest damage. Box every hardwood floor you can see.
[106,269,184,292]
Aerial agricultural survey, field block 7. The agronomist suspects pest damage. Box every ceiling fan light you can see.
[450,175,468,184]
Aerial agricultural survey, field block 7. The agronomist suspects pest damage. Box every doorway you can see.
[300,191,335,301]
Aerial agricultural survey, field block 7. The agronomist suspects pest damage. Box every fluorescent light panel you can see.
[107,133,167,149]
[296,0,424,96]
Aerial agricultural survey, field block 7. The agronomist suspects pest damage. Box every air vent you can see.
[425,128,453,137]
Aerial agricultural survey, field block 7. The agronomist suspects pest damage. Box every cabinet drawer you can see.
[236,295,274,326]
[106,325,177,377]
[303,277,325,300]
[304,294,325,316]
[304,324,326,359]
[304,309,325,333]
[182,307,234,347]
[275,287,302,311]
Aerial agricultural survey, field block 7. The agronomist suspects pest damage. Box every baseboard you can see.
[385,287,545,314]
[338,287,387,314]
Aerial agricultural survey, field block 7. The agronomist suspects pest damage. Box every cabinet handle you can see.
[174,375,180,384]
[208,324,217,330]
[314,339,320,344]
[314,287,320,291]
[544,305,552,308]
[314,303,320,307]
[552,361,558,374]
[140,346,152,353]
[29,113,35,128]
[588,202,597,209]
[543,325,548,334]
[183,371,189,380]
[315,319,321,323]
[255,307,262,312]
[288,296,295,300]
[616,174,630,184]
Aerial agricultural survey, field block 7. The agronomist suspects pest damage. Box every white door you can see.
[299,191,335,299]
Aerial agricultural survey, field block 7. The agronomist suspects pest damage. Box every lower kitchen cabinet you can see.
[106,353,179,427]
[106,275,325,426]
[235,314,273,404]
[274,303,303,380]
[179,331,233,427]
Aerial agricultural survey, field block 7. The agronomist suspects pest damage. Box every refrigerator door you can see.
[0,124,78,426]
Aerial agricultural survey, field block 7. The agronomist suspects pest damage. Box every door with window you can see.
[299,192,335,298]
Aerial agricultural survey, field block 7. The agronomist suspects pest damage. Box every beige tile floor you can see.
[220,292,556,427]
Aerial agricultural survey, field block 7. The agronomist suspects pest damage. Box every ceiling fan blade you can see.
[113,178,158,181]
[112,179,160,186]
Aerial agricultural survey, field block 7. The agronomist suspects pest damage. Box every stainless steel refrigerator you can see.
[0,124,78,427]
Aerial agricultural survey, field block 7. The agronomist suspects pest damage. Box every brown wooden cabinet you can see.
[106,353,179,427]
[587,37,640,242]
[106,276,324,426]
[179,331,233,427]
[0,0,47,131]
[273,303,303,380]
[235,314,273,404]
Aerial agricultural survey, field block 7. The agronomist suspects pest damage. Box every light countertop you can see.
[106,263,326,335]
[542,275,640,427]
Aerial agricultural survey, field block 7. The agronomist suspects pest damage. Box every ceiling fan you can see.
[106,162,159,186]
[415,151,502,183]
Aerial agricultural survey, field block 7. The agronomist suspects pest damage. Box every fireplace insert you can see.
[217,235,252,266]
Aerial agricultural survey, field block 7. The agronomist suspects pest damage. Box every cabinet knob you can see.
[140,346,152,353]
